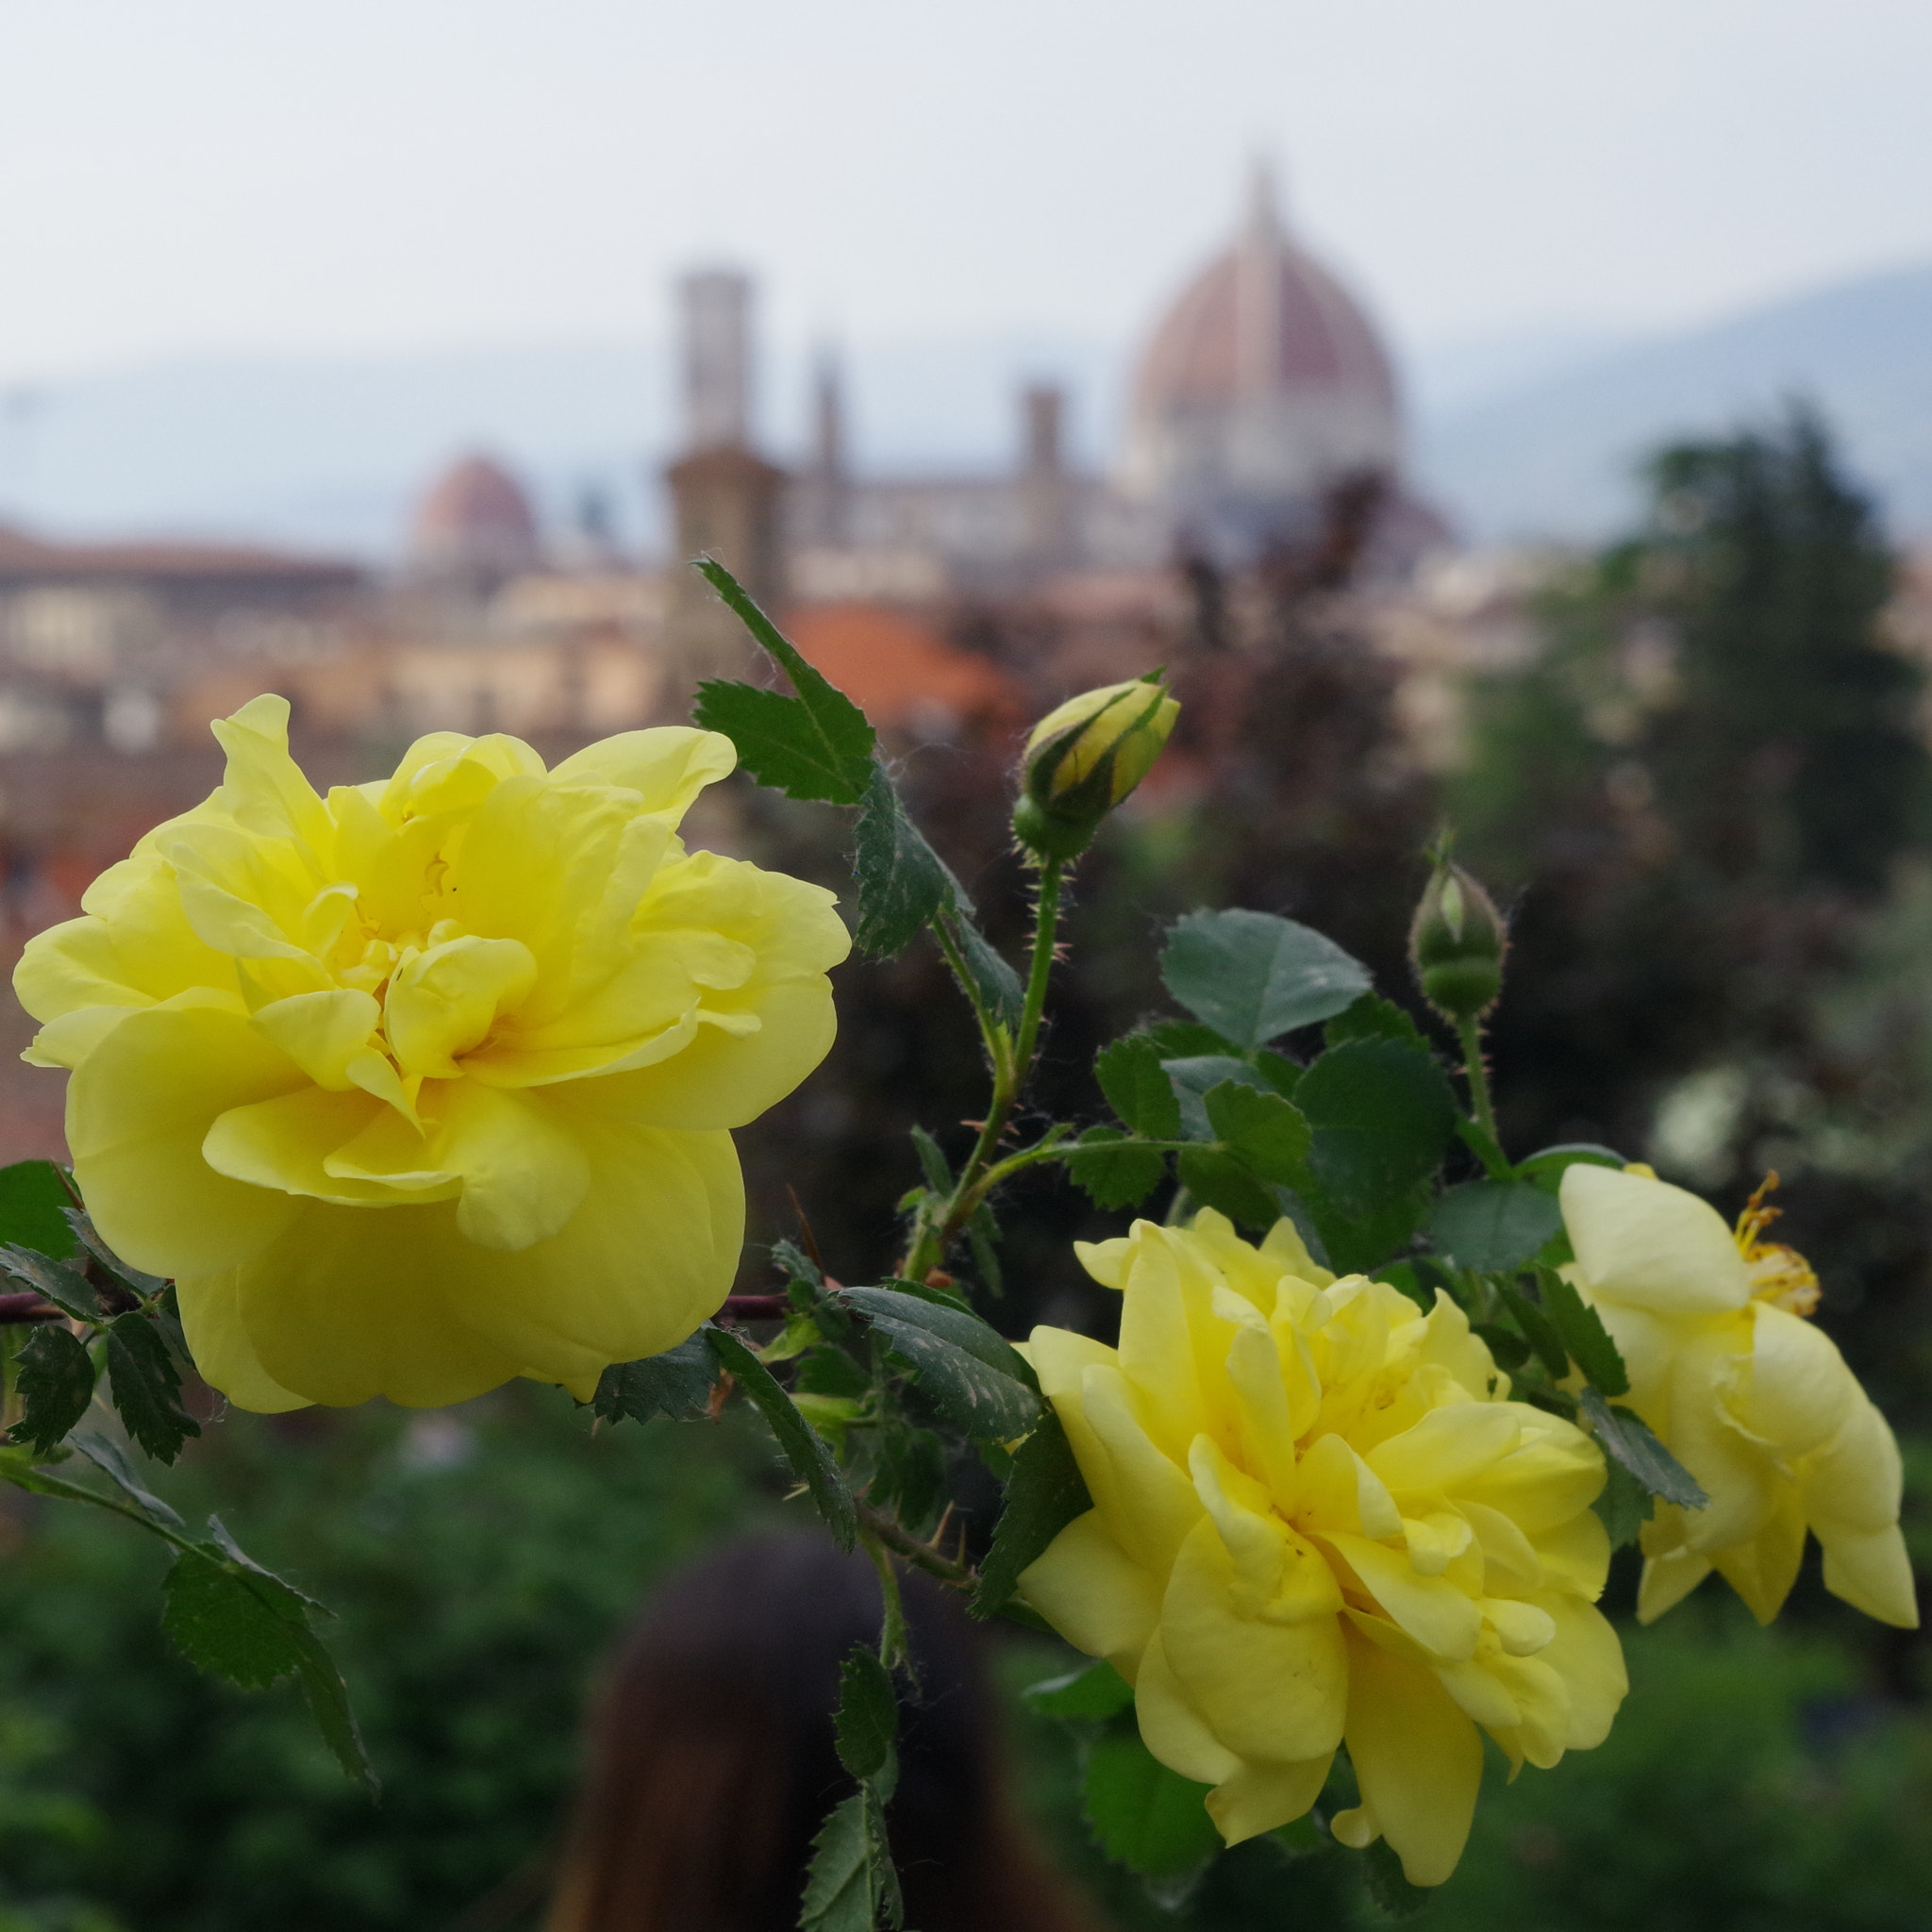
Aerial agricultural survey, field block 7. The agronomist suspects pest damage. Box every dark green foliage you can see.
[1592,1456,1656,1548]
[1579,1390,1708,1509]
[835,1287,1041,1442]
[941,908,1025,1030]
[1538,1270,1630,1396]
[800,1789,901,1932]
[592,1333,717,1425]
[1325,994,1427,1051]
[1160,908,1373,1050]
[1,1247,99,1323]
[1176,1147,1282,1234]
[833,1644,898,1784]
[1023,1659,1136,1722]
[972,1411,1091,1618]
[850,764,951,953]
[691,561,875,805]
[1499,1286,1570,1382]
[1204,1081,1311,1184]
[1429,1181,1561,1273]
[103,1314,199,1464]
[705,1327,857,1552]
[1067,1128,1166,1210]
[13,1326,97,1453]
[1163,1055,1272,1139]
[0,1161,79,1259]
[1097,1034,1184,1140]
[1081,1729,1222,1877]
[1359,1840,1430,1919]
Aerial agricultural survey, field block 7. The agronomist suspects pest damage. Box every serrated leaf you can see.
[13,1325,96,1453]
[104,1312,200,1464]
[0,1161,78,1259]
[967,1202,1004,1300]
[851,762,950,954]
[0,1246,99,1322]
[1297,1038,1457,1224]
[1144,1018,1237,1058]
[800,1788,900,1932]
[706,1325,857,1551]
[973,1409,1091,1618]
[1500,1284,1571,1382]
[909,1125,953,1193]
[1430,1180,1562,1273]
[64,1209,166,1297]
[1578,1388,1708,1508]
[1068,1128,1166,1210]
[872,1274,975,1317]
[1175,1147,1282,1234]
[1324,993,1426,1051]
[772,1237,825,1291]
[1360,1838,1431,1919]
[1254,1049,1302,1098]
[1471,1320,1532,1371]
[68,1426,183,1524]
[691,560,875,803]
[1097,1035,1183,1141]
[942,910,1024,1031]
[1082,1729,1222,1878]
[1160,908,1373,1051]
[836,1288,1040,1441]
[1591,1455,1655,1548]
[163,1546,308,1690]
[592,1332,718,1425]
[834,1643,899,1783]
[1023,1657,1135,1721]
[1204,1080,1311,1184]
[1161,1055,1270,1140]
[1539,1269,1630,1396]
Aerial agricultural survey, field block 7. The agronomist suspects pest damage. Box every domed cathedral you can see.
[1118,163,1407,566]
[407,452,544,595]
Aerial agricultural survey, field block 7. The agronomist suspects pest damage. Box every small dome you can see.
[1120,168,1402,554]
[409,454,541,587]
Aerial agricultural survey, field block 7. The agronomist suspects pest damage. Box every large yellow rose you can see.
[1560,1163,1917,1630]
[13,696,849,1411]
[1019,1213,1625,1887]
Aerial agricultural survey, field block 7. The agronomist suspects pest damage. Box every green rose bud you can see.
[1013,674,1180,861]
[1410,857,1507,1023]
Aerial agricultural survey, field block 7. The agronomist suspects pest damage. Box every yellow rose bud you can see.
[1016,1212,1625,1888]
[13,695,850,1411]
[1560,1163,1918,1630]
[1012,675,1179,860]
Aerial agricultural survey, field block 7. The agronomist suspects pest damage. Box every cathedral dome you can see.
[1119,169,1402,555]
[409,453,541,588]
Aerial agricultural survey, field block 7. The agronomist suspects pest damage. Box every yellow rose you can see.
[1018,1212,1625,1887]
[1560,1163,1918,1629]
[14,695,849,1411]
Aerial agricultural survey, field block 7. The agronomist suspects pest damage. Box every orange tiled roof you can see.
[782,603,1024,735]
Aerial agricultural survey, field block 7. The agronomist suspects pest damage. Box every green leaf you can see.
[1539,1269,1631,1396]
[163,1545,309,1690]
[1082,1728,1222,1877]
[834,1643,899,1783]
[1360,1839,1431,1919]
[13,1325,96,1453]
[1578,1389,1709,1509]
[1429,1180,1562,1273]
[1297,1038,1457,1222]
[0,1161,78,1259]
[592,1332,718,1425]
[851,762,950,954]
[1144,1018,1238,1058]
[1161,1054,1270,1140]
[800,1788,901,1932]
[1175,1147,1281,1234]
[65,1210,166,1297]
[972,1409,1091,1617]
[1096,1035,1183,1141]
[1591,1455,1656,1548]
[691,560,875,804]
[69,1425,184,1524]
[708,1326,857,1549]
[1204,1080,1311,1184]
[1068,1127,1166,1210]
[872,1274,975,1317]
[104,1312,201,1464]
[966,1202,1004,1300]
[1023,1658,1135,1721]
[836,1288,1040,1442]
[0,1245,100,1322]
[1517,1142,1625,1191]
[941,909,1024,1031]
[1324,993,1427,1051]
[908,1125,953,1194]
[1500,1285,1571,1383]
[1471,1320,1532,1371]
[1455,1114,1514,1180]
[1160,908,1373,1051]
[1253,1049,1302,1099]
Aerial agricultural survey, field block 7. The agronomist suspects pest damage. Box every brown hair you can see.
[546,1530,1109,1932]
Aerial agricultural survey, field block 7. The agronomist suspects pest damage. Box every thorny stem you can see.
[858,1501,977,1595]
[1457,1015,1501,1153]
[900,858,1068,1282]
[858,1523,916,1672]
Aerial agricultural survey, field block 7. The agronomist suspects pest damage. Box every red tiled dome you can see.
[410,454,540,582]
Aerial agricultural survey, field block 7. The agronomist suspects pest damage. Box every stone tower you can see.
[662,270,787,701]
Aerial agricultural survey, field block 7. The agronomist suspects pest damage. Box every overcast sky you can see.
[4,0,1931,381]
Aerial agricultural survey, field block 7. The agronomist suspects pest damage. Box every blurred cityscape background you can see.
[3,2,1932,1926]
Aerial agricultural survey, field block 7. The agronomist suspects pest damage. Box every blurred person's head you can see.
[545,1529,1108,1932]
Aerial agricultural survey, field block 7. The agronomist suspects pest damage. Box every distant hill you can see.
[0,332,1118,561]
[1416,261,1932,542]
